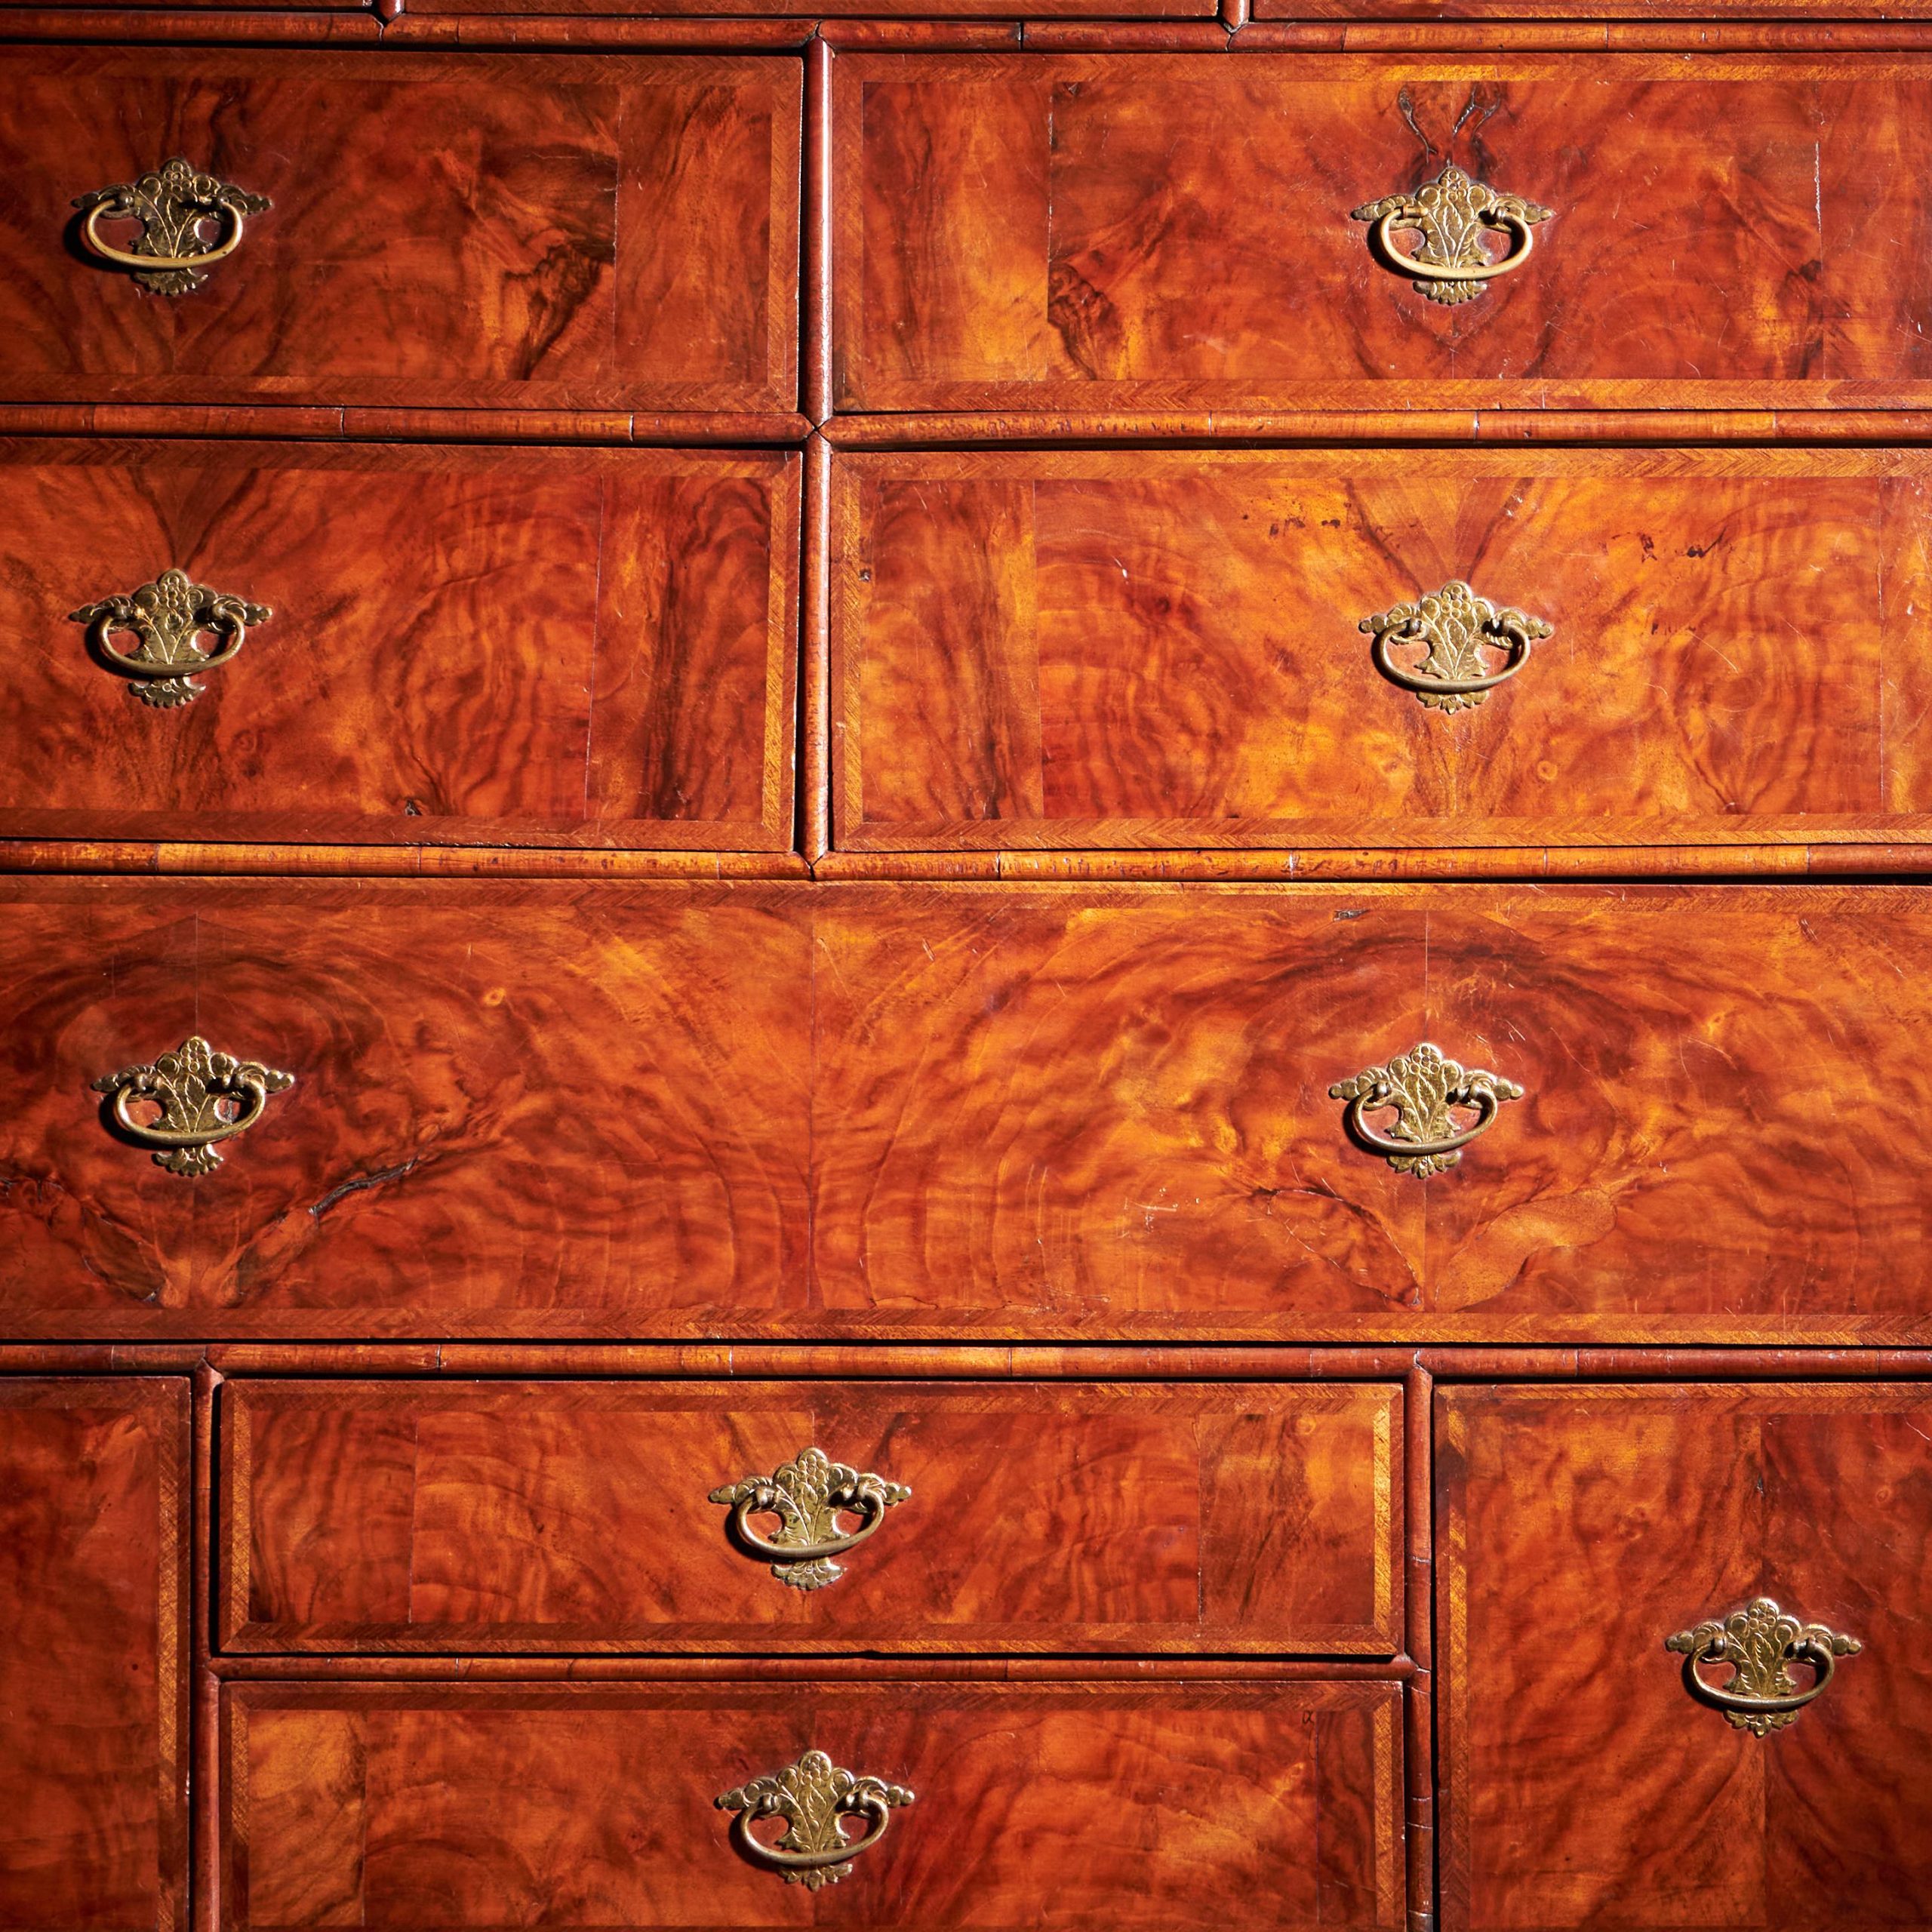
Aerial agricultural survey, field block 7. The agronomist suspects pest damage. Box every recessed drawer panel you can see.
[218,1377,1401,1654]
[0,440,798,851]
[0,50,798,414]
[220,1680,1404,1931]
[1439,1383,1932,1929]
[833,54,1924,414]
[0,1378,189,1932]
[833,448,1922,853]
[8,879,1932,1342]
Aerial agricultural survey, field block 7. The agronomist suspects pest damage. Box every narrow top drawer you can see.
[833,54,1928,414]
[219,1377,1401,1656]
[0,51,799,416]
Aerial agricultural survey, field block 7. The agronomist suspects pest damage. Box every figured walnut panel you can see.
[0,51,798,413]
[832,54,1932,414]
[7,881,1932,1342]
[1439,1383,1932,1930]
[834,448,1927,851]
[0,440,797,851]
[0,1379,189,1932]
[218,1377,1399,1654]
[220,1680,1404,1930]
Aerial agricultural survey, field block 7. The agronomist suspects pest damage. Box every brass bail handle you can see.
[709,1446,912,1592]
[1666,1598,1863,1737]
[73,158,270,296]
[1330,1041,1524,1178]
[716,1750,914,1892]
[93,1035,295,1178]
[1371,205,1538,285]
[1351,163,1554,307]
[81,196,248,273]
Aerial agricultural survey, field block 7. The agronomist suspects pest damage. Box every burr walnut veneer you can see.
[2,12,1927,1932]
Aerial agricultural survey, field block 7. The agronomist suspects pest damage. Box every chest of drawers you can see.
[1,9,1927,1932]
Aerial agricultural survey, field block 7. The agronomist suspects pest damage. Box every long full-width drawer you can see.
[2,440,798,850]
[6,878,1931,1343]
[219,1680,1404,1931]
[1438,1383,1932,1929]
[0,1378,189,1932]
[0,51,799,414]
[832,54,1932,414]
[832,448,1927,853]
[217,1377,1401,1654]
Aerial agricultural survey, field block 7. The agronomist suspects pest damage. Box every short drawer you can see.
[1,50,798,414]
[1438,1383,1932,1929]
[2,440,798,850]
[0,1378,189,1932]
[218,1377,1401,1654]
[220,1679,1405,1930]
[834,54,1925,414]
[8,879,1931,1343]
[832,448,1921,853]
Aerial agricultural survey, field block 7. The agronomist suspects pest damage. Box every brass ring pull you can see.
[93,1035,294,1178]
[1330,1041,1524,1177]
[717,1750,913,1892]
[1666,1598,1862,1737]
[1361,580,1552,715]
[709,1446,911,1592]
[81,196,247,274]
[72,158,270,297]
[1352,164,1553,307]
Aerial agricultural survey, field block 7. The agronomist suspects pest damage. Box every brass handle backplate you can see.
[1361,580,1552,714]
[94,1035,294,1177]
[69,570,271,709]
[717,1749,913,1891]
[1331,1041,1523,1177]
[1666,1597,1862,1736]
[74,158,269,296]
[1352,164,1552,306]
[709,1446,911,1592]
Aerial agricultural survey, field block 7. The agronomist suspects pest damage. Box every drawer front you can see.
[833,448,1920,852]
[1438,1383,1932,1929]
[1,51,798,414]
[219,1378,1400,1654]
[220,1680,1404,1930]
[8,879,1930,1342]
[0,1378,189,1932]
[834,54,1917,413]
[1,441,798,850]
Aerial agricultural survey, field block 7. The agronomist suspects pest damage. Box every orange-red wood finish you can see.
[833,448,1932,852]
[0,1377,189,1932]
[218,1377,1401,1654]
[1,440,798,851]
[220,1679,1404,1930]
[0,50,799,414]
[6,878,1932,1342]
[1438,1383,1932,1930]
[833,54,1932,414]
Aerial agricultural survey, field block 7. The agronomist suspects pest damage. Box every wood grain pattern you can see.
[0,50,798,413]
[217,1377,1399,1654]
[1439,1383,1932,1930]
[834,448,1932,851]
[0,1377,189,1932]
[833,54,1932,413]
[220,1679,1404,1930]
[0,439,797,851]
[8,879,1932,1341]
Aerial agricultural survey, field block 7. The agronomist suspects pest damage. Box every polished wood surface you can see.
[0,50,798,414]
[220,1679,1404,1929]
[833,54,1932,414]
[5,878,1932,1341]
[219,1377,1399,1654]
[1439,1383,1932,1930]
[0,1377,189,1932]
[1,439,798,851]
[833,448,1929,851]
